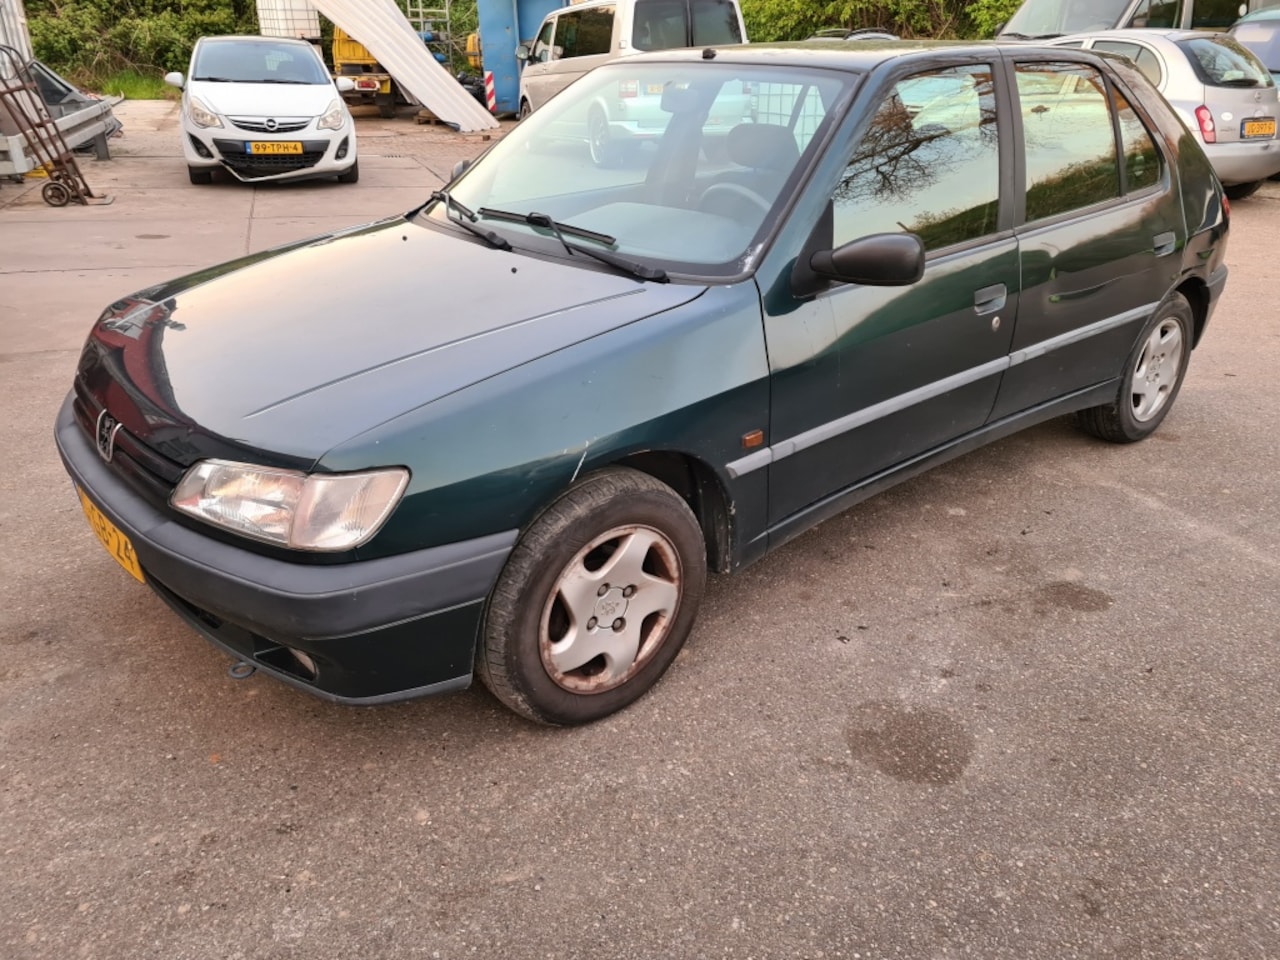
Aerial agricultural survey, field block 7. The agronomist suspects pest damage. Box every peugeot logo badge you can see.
[95,409,122,463]
[264,118,278,131]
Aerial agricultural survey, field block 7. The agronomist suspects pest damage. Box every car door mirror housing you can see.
[450,158,471,180]
[164,71,185,89]
[810,233,925,287]
[335,76,356,93]
[516,43,531,61]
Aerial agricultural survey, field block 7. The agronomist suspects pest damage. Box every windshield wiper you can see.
[258,78,314,84]
[478,208,666,282]
[999,31,1061,39]
[192,76,235,82]
[477,207,617,246]
[1220,78,1262,87]
[427,190,511,250]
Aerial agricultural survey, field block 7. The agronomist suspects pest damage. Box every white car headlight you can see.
[317,99,346,131]
[188,96,223,129]
[171,460,410,551]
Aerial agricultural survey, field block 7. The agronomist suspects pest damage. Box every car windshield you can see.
[434,61,850,277]
[1178,35,1276,86]
[1001,0,1132,36]
[192,40,331,84]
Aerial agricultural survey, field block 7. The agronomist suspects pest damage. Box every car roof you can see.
[198,34,315,47]
[1053,28,1225,42]
[627,39,1056,71]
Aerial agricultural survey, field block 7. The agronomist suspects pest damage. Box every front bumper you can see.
[55,395,515,703]
[183,125,358,183]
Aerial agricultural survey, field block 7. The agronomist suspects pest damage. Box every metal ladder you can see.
[0,43,109,206]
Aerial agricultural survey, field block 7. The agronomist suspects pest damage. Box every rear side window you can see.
[1092,40,1164,86]
[1190,0,1246,28]
[557,6,616,59]
[1112,87,1164,192]
[633,0,742,51]
[1177,36,1274,87]
[1124,0,1182,29]
[1017,63,1119,221]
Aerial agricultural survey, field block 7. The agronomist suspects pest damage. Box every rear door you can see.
[988,54,1185,419]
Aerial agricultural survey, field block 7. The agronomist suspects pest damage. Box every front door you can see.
[763,62,1020,526]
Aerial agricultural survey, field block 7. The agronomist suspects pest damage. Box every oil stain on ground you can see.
[1036,581,1114,613]
[846,701,975,785]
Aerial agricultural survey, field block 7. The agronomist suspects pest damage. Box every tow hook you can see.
[228,660,257,680]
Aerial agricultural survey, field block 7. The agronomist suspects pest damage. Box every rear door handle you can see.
[974,283,1007,315]
[1153,231,1176,257]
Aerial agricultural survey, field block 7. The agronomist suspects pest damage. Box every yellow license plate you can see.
[1241,118,1276,139]
[646,83,664,95]
[76,487,144,583]
[247,141,303,155]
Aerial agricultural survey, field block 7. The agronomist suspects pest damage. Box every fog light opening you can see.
[188,134,213,159]
[335,137,350,161]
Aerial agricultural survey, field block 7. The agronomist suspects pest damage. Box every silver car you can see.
[1049,29,1280,197]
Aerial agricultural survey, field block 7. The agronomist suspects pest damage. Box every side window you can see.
[1093,40,1163,86]
[1017,63,1119,221]
[1113,86,1164,192]
[1124,0,1181,28]
[833,65,1000,252]
[573,6,615,57]
[557,12,583,59]
[532,18,556,63]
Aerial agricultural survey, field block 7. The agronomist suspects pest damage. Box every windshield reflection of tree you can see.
[834,72,998,251]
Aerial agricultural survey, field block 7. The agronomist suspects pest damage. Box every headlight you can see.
[171,460,409,551]
[188,96,223,129]
[317,99,346,131]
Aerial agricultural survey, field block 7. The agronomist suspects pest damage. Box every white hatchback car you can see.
[165,35,359,185]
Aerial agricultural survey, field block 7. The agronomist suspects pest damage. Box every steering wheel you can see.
[697,182,772,221]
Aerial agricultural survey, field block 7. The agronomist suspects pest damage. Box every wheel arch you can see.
[608,450,735,575]
[1175,275,1210,348]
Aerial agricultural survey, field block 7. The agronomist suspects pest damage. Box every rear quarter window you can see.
[1177,36,1275,88]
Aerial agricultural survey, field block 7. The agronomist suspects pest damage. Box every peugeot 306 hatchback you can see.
[60,42,1229,725]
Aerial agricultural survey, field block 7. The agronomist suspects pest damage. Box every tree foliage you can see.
[740,0,1023,41]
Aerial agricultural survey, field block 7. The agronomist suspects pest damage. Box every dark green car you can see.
[56,42,1229,724]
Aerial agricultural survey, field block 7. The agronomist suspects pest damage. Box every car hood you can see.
[76,217,707,468]
[188,80,337,117]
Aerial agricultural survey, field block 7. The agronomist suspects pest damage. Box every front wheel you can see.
[477,468,707,725]
[1073,293,1192,443]
[337,159,359,184]
[518,99,532,121]
[1224,180,1261,200]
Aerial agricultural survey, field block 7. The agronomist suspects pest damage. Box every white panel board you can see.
[255,0,323,40]
[0,0,33,62]
[309,0,498,132]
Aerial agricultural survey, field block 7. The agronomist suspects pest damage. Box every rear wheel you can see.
[1224,180,1261,200]
[1073,293,1192,443]
[477,468,707,725]
[187,166,213,185]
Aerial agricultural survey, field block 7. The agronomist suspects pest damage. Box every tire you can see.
[337,159,359,184]
[477,467,707,725]
[41,180,72,207]
[1224,180,1262,200]
[518,99,532,121]
[587,108,617,168]
[1073,293,1193,443]
[187,166,213,185]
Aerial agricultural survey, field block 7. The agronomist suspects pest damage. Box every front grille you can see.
[213,138,327,178]
[72,382,185,508]
[227,116,311,134]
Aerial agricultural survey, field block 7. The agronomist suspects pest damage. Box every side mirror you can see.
[450,158,471,180]
[164,72,185,90]
[516,44,531,62]
[335,76,356,93]
[810,233,925,287]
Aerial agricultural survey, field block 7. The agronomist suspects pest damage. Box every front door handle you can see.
[1153,231,1176,257]
[974,283,1007,316]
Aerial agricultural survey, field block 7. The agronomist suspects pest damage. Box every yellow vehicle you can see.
[332,27,397,118]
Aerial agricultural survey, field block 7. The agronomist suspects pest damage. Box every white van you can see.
[516,0,748,120]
